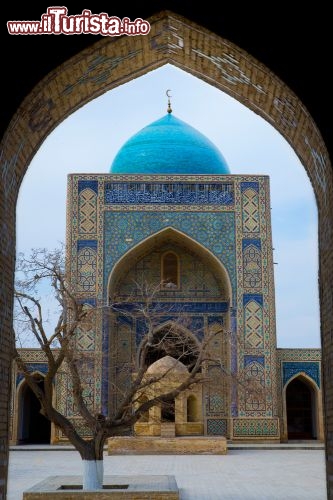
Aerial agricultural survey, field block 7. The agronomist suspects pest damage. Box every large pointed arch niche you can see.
[107,226,232,423]
[107,227,232,304]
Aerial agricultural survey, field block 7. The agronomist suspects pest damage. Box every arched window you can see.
[187,395,199,422]
[162,252,179,288]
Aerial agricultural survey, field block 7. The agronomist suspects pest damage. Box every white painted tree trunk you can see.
[82,460,104,490]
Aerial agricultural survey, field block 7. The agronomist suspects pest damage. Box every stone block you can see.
[160,423,176,438]
[23,475,179,499]
[108,436,227,455]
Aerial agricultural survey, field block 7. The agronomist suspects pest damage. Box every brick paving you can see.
[8,445,327,499]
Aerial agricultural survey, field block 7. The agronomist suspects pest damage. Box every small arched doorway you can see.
[187,395,199,422]
[286,377,316,440]
[18,379,51,444]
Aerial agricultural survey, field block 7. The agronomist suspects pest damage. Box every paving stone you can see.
[8,445,327,499]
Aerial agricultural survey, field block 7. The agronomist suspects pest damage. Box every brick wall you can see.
[0,11,332,498]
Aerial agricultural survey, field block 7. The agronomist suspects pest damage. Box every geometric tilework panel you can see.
[77,246,97,292]
[242,239,261,251]
[77,240,97,251]
[243,294,263,306]
[209,394,224,413]
[282,362,320,388]
[58,366,95,417]
[244,300,263,348]
[134,314,205,346]
[243,243,262,289]
[207,418,228,436]
[242,188,260,233]
[78,180,98,194]
[56,372,68,416]
[59,419,93,439]
[244,361,265,412]
[240,181,259,193]
[103,211,236,301]
[75,304,96,351]
[79,188,97,234]
[277,349,321,362]
[75,327,95,351]
[233,418,279,437]
[116,244,225,299]
[206,366,228,417]
[244,355,265,367]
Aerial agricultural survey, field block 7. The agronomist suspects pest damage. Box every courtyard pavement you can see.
[8,443,327,499]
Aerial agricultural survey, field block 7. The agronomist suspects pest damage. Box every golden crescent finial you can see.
[166,89,172,114]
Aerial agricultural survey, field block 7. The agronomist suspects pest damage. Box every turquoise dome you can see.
[110,113,230,174]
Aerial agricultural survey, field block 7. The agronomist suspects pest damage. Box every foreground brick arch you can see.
[1,10,332,497]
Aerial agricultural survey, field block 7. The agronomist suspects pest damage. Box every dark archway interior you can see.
[161,400,175,422]
[286,378,316,440]
[19,380,51,444]
[143,328,199,369]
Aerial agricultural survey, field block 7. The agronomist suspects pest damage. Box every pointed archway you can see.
[139,321,200,370]
[107,227,231,431]
[286,376,318,440]
[17,379,51,445]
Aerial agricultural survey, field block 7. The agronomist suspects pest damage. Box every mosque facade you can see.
[10,110,323,444]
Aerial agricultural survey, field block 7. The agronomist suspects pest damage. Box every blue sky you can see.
[15,64,320,348]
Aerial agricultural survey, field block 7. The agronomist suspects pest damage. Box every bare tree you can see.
[13,248,223,490]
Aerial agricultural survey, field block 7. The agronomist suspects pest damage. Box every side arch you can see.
[14,373,51,445]
[282,373,324,442]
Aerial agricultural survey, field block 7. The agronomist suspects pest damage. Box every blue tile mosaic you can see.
[78,180,98,194]
[240,181,259,192]
[243,294,263,306]
[207,418,227,436]
[77,240,98,251]
[78,298,97,307]
[244,355,265,367]
[16,363,48,386]
[103,211,236,302]
[242,239,261,250]
[282,362,320,387]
